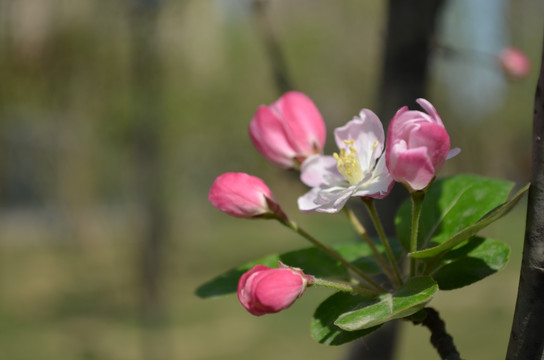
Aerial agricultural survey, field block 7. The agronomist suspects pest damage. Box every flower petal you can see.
[388,145,435,191]
[416,98,444,126]
[274,91,326,155]
[386,100,455,190]
[334,109,385,171]
[250,106,297,168]
[297,186,354,213]
[300,155,344,188]
[253,269,305,313]
[209,172,274,218]
[352,156,394,199]
[447,147,461,159]
[237,265,271,316]
[407,122,450,171]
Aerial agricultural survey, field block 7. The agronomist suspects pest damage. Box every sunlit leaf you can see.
[333,277,438,331]
[311,292,381,345]
[410,184,527,259]
[431,237,510,290]
[395,175,514,251]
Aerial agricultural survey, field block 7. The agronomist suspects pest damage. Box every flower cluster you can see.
[209,91,458,315]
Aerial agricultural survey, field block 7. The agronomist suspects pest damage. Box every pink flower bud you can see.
[209,172,276,218]
[237,263,313,316]
[386,99,458,191]
[499,47,530,80]
[249,91,326,169]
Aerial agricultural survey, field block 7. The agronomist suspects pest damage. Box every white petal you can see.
[300,155,344,187]
[316,187,354,213]
[334,110,385,172]
[297,186,354,213]
[352,156,394,199]
[297,188,324,213]
[446,147,461,159]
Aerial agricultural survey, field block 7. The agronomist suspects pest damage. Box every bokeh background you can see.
[0,1,542,359]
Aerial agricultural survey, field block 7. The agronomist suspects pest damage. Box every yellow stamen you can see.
[333,139,365,185]
[368,140,380,168]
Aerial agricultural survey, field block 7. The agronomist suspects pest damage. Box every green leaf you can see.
[333,277,438,331]
[410,184,528,259]
[395,175,515,251]
[195,240,395,298]
[432,237,510,290]
[311,292,381,345]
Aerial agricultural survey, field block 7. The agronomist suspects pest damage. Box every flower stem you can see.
[312,277,377,297]
[344,207,396,282]
[409,191,425,277]
[362,198,404,286]
[278,218,387,293]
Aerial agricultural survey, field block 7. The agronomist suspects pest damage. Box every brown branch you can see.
[415,307,461,360]
[506,29,544,360]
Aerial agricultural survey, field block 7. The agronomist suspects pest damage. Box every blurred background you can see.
[0,0,542,359]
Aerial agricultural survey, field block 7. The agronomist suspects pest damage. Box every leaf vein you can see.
[421,184,474,249]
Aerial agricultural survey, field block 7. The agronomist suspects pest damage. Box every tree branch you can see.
[415,307,461,360]
[506,30,544,360]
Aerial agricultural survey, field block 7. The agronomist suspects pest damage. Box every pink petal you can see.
[249,106,297,168]
[416,98,444,126]
[237,265,307,316]
[209,172,274,218]
[499,47,531,79]
[386,100,456,191]
[388,145,435,191]
[407,122,450,171]
[386,106,409,153]
[253,269,304,313]
[237,265,271,315]
[275,91,326,155]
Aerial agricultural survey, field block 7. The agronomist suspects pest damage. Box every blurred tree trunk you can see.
[251,0,294,95]
[129,1,169,359]
[376,0,446,232]
[378,0,445,121]
[347,2,446,360]
[506,32,544,360]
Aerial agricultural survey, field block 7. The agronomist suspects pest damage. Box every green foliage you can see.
[432,237,510,290]
[409,183,528,260]
[396,175,514,251]
[333,277,438,331]
[311,292,382,345]
[199,175,526,346]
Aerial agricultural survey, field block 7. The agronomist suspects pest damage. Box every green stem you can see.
[344,207,398,286]
[423,252,446,276]
[362,198,404,286]
[278,218,387,293]
[312,277,377,297]
[409,191,425,277]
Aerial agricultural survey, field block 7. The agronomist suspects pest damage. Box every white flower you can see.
[297,109,394,213]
